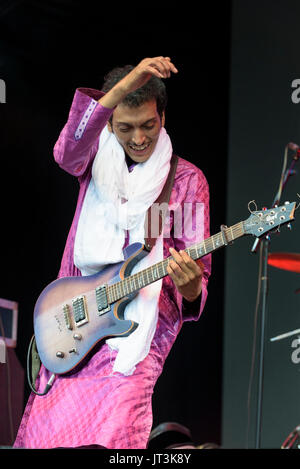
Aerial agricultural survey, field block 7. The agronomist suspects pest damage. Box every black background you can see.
[0,1,231,446]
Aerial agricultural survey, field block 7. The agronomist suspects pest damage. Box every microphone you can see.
[288,142,300,160]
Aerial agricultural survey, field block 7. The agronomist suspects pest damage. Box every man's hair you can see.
[101,64,167,119]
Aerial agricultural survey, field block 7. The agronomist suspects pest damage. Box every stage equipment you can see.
[0,298,24,447]
[268,252,300,273]
[281,425,300,449]
[249,142,300,449]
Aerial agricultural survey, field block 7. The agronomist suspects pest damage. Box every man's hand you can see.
[167,247,204,302]
[120,56,178,93]
[99,56,178,109]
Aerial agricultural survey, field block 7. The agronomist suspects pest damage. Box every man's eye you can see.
[143,125,155,130]
[119,127,130,132]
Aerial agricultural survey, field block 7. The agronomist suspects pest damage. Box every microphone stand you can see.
[251,146,299,449]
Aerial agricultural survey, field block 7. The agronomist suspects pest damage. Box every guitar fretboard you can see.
[103,221,245,304]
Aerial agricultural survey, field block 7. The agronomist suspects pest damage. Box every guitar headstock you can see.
[243,202,296,237]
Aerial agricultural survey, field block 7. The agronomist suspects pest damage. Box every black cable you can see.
[26,335,55,396]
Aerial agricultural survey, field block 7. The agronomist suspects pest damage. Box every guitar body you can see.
[34,243,149,374]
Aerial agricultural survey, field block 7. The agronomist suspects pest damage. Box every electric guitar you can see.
[33,202,296,374]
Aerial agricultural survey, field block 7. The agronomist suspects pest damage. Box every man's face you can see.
[108,99,164,163]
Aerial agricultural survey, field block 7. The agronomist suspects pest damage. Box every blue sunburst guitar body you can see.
[34,243,148,375]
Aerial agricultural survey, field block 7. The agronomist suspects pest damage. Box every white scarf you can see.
[74,125,173,374]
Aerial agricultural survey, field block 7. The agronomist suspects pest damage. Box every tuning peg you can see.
[284,201,290,205]
[287,223,292,230]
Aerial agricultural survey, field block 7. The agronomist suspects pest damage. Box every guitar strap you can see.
[144,153,178,251]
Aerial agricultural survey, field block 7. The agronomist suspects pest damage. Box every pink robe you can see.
[14,88,211,449]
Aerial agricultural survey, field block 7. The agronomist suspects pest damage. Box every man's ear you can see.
[107,120,113,133]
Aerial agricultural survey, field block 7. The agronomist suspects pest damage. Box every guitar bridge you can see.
[96,284,111,316]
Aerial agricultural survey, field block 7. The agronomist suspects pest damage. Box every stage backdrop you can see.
[222,0,300,448]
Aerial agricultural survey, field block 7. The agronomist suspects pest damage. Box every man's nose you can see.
[131,128,146,145]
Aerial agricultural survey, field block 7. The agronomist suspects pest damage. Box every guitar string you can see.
[107,222,245,303]
[56,207,289,322]
[109,223,244,302]
[56,207,285,316]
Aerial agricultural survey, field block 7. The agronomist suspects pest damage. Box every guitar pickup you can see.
[72,295,88,326]
[63,304,73,330]
[95,285,111,316]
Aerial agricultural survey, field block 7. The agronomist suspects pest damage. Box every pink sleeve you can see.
[53,88,114,176]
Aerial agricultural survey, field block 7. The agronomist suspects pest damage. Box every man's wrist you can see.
[182,291,202,303]
[98,81,129,109]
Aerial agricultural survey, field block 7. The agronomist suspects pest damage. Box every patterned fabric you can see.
[14,88,211,449]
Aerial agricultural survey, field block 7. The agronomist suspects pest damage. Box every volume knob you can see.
[73,333,82,340]
[56,351,64,358]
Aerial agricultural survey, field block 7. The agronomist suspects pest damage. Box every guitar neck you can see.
[106,221,246,303]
